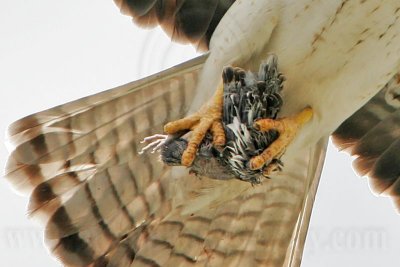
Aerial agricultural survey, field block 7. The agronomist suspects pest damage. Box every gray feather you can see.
[161,55,284,184]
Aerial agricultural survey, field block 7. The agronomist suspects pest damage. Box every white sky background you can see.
[0,1,399,266]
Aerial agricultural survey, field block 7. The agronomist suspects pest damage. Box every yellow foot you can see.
[164,84,226,166]
[249,107,313,170]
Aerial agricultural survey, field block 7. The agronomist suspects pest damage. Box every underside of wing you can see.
[5,48,329,266]
[95,138,328,267]
[4,54,207,266]
[114,0,236,51]
[332,73,400,210]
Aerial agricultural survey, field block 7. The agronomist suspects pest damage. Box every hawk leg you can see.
[249,107,313,170]
[164,83,226,166]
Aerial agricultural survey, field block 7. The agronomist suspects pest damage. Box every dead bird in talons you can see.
[140,55,286,184]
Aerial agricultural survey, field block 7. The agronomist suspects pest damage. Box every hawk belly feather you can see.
[3,1,400,267]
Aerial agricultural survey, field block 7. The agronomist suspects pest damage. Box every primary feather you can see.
[5,55,207,266]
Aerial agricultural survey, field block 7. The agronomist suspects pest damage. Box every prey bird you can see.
[143,55,288,184]
[4,1,400,267]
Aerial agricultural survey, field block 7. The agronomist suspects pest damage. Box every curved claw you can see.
[163,83,225,166]
[249,107,313,170]
[211,121,226,148]
[181,118,214,166]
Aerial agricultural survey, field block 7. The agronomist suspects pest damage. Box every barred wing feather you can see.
[4,54,207,266]
[102,139,328,267]
[4,50,328,266]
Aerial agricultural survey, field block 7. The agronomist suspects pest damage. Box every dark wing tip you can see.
[332,72,400,211]
[114,0,236,51]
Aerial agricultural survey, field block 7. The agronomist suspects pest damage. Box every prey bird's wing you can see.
[332,72,400,210]
[4,55,208,266]
[114,0,236,51]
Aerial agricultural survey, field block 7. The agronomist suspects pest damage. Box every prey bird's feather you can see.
[161,56,285,183]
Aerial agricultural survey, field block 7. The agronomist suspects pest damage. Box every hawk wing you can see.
[5,50,328,266]
[332,73,400,210]
[114,0,236,51]
[5,1,399,267]
[5,55,206,265]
